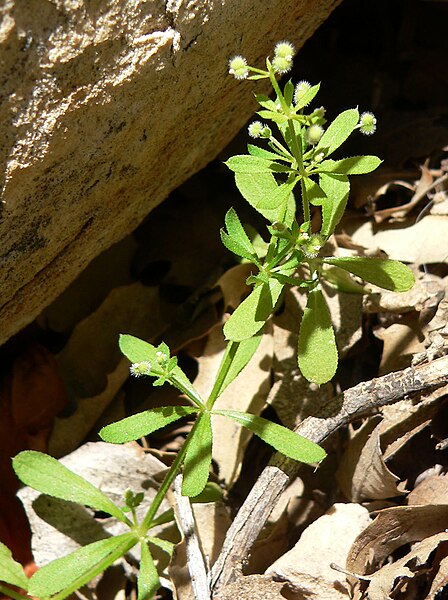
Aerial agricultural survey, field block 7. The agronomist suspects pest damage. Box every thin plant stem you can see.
[139,418,200,533]
[0,585,30,600]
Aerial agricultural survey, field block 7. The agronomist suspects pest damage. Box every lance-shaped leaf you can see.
[223,277,284,341]
[216,335,263,397]
[138,542,159,600]
[182,413,213,497]
[213,410,326,464]
[298,286,338,384]
[315,108,359,157]
[0,542,28,589]
[317,155,381,175]
[13,451,128,523]
[324,257,415,292]
[119,335,204,407]
[319,172,350,237]
[302,176,326,206]
[225,155,286,174]
[283,79,294,106]
[234,171,296,223]
[294,83,320,111]
[99,406,199,444]
[222,208,258,260]
[29,533,137,597]
[247,144,289,162]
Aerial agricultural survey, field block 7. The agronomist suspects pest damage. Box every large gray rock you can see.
[0,0,341,345]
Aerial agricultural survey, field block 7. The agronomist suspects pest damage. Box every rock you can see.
[0,0,341,345]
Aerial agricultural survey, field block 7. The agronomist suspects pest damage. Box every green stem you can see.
[0,584,30,600]
[206,341,239,410]
[267,61,290,115]
[170,375,204,409]
[140,421,199,532]
[300,176,311,224]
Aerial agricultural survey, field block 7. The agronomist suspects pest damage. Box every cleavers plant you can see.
[1,42,414,600]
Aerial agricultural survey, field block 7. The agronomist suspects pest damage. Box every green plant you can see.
[2,41,414,600]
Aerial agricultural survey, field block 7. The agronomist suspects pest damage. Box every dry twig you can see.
[210,355,448,595]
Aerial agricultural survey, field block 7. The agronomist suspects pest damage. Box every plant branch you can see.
[173,474,211,600]
[210,354,448,594]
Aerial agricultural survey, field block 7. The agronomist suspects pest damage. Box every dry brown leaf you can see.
[346,504,448,576]
[266,503,371,600]
[408,472,448,506]
[218,263,254,311]
[336,418,405,503]
[375,322,426,375]
[347,214,448,265]
[213,574,285,600]
[363,532,448,600]
[50,283,166,456]
[426,554,448,599]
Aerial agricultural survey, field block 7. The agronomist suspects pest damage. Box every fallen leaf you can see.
[408,472,448,506]
[266,503,371,600]
[336,418,405,502]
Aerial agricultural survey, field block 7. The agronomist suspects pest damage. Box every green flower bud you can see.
[311,106,326,119]
[305,124,324,146]
[260,125,272,138]
[302,234,325,258]
[229,55,249,80]
[294,80,311,104]
[359,111,377,136]
[130,361,152,377]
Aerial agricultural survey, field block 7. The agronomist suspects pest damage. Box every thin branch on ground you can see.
[210,355,448,594]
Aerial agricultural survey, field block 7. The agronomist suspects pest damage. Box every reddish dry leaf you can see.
[408,473,448,506]
[336,418,405,503]
[0,343,67,566]
[346,504,448,576]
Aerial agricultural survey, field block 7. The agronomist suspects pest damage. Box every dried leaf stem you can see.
[210,355,448,594]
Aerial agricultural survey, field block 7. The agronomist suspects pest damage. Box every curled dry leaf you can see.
[336,418,405,503]
[266,503,371,600]
[356,532,448,600]
[346,504,448,576]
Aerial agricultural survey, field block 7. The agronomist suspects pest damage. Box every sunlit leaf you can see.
[234,171,296,223]
[225,155,285,174]
[297,286,338,384]
[294,83,320,110]
[315,108,359,156]
[324,257,415,292]
[0,542,28,589]
[29,533,137,597]
[223,278,284,341]
[213,410,326,464]
[99,406,199,444]
[13,451,127,523]
[217,334,263,396]
[182,413,213,497]
[318,155,381,175]
[138,542,159,600]
[319,172,350,236]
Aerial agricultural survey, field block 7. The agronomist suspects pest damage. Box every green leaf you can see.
[138,542,159,600]
[218,334,262,395]
[302,176,326,206]
[284,79,295,106]
[182,413,213,497]
[0,542,28,589]
[257,109,289,124]
[294,83,320,110]
[247,144,287,161]
[190,481,223,503]
[317,155,381,175]
[323,257,415,292]
[223,278,284,341]
[99,406,199,444]
[221,230,258,263]
[315,108,359,157]
[13,451,127,523]
[29,533,136,597]
[319,172,350,236]
[234,171,296,222]
[213,410,326,464]
[148,536,175,556]
[119,335,204,407]
[224,208,257,256]
[255,94,277,110]
[225,155,285,174]
[298,286,338,384]
[323,266,367,294]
